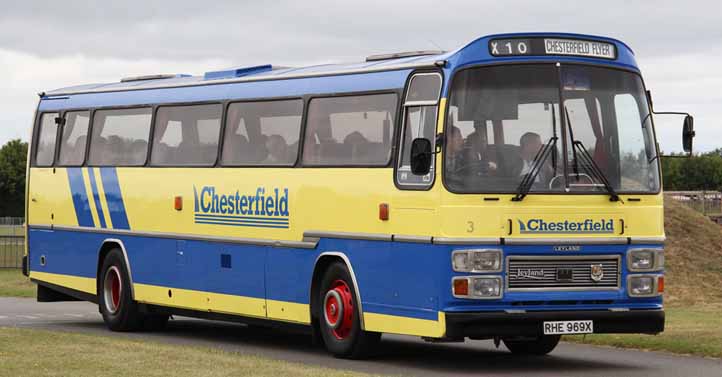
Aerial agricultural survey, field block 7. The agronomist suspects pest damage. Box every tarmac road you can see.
[1,297,720,377]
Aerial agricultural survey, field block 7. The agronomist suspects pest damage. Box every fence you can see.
[665,191,722,215]
[0,217,24,269]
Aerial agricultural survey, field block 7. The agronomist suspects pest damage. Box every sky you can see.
[1,0,720,153]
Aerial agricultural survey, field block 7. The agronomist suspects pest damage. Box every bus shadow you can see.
[58,317,645,376]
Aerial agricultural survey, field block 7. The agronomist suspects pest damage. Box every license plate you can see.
[543,320,593,335]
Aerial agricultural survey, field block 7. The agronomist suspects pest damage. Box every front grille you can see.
[506,256,620,291]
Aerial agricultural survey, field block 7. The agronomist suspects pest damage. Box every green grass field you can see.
[567,305,722,358]
[0,327,380,377]
[0,269,34,297]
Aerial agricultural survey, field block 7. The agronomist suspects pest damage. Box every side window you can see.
[88,108,152,166]
[58,111,90,166]
[221,99,303,166]
[35,113,59,167]
[397,73,442,188]
[151,104,222,166]
[302,94,397,166]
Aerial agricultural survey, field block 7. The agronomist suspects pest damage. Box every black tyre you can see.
[318,262,380,359]
[503,335,561,355]
[99,248,143,331]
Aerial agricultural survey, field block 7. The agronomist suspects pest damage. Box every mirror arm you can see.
[653,111,692,117]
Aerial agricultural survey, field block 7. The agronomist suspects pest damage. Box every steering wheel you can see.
[548,173,595,190]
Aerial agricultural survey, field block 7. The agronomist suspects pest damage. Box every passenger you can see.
[445,126,466,173]
[447,125,496,176]
[264,134,288,164]
[518,132,551,182]
[343,131,367,145]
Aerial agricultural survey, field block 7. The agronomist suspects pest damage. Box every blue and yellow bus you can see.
[25,33,693,358]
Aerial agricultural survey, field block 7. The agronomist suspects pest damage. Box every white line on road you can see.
[16,315,39,319]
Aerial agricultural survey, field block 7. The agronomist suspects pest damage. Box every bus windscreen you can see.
[445,64,659,194]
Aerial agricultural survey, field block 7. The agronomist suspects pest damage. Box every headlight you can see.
[627,275,663,297]
[452,249,502,273]
[627,248,664,272]
[452,276,503,299]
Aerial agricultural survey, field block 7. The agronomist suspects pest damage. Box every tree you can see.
[661,151,722,192]
[0,139,28,217]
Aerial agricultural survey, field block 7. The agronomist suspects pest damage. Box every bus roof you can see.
[40,32,638,109]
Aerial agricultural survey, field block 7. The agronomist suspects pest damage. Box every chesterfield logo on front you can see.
[518,218,614,234]
[193,186,290,229]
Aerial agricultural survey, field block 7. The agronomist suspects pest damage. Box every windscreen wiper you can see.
[563,122,619,203]
[512,136,558,202]
[562,106,619,202]
[571,140,620,202]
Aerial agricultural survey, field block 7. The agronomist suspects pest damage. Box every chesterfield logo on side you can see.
[193,186,290,229]
[518,218,614,234]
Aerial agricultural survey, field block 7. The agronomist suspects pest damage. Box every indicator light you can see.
[379,203,389,221]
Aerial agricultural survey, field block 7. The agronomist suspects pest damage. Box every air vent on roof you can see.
[204,64,274,80]
[365,50,445,62]
[120,74,191,83]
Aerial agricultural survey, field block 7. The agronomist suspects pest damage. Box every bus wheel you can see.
[99,248,142,331]
[503,335,561,355]
[318,262,380,359]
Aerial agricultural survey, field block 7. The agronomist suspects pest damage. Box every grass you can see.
[661,198,722,306]
[0,327,379,377]
[0,268,34,297]
[568,305,722,358]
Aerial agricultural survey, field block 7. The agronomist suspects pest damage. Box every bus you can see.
[24,32,694,358]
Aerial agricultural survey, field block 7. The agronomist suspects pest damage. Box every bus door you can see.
[28,112,61,228]
[393,72,443,234]
[388,73,443,312]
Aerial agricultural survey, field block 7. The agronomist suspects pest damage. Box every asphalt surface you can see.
[1,297,720,377]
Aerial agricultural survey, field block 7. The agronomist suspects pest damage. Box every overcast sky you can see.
[2,0,720,152]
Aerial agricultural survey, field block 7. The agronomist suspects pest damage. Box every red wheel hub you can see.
[103,266,122,314]
[323,279,354,340]
[111,273,120,309]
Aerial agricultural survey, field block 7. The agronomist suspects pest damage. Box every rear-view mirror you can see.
[410,138,432,175]
[683,115,695,153]
[654,112,695,157]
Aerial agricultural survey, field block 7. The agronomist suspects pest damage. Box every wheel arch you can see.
[96,238,135,300]
[310,252,365,330]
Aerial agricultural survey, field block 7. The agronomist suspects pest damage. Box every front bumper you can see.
[445,309,664,338]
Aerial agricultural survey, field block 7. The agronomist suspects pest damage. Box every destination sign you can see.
[489,38,617,60]
[544,38,616,59]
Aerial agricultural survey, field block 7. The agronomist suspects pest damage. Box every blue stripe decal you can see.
[66,168,95,227]
[86,168,106,228]
[194,215,289,225]
[194,220,289,229]
[99,167,130,230]
[193,213,290,221]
